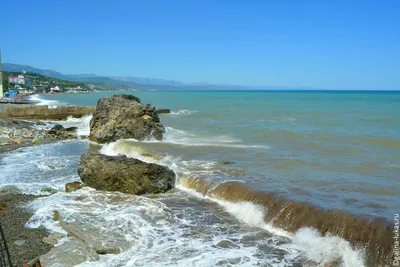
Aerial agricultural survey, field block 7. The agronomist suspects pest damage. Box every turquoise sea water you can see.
[38,90,400,220]
[0,90,397,266]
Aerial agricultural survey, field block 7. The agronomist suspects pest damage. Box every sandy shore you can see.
[0,193,51,266]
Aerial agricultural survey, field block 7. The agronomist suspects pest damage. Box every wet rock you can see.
[219,160,235,165]
[0,185,22,195]
[36,121,46,126]
[321,260,340,267]
[216,257,241,265]
[42,232,66,247]
[46,124,77,140]
[53,210,60,221]
[39,237,99,267]
[78,153,175,195]
[89,94,165,143]
[40,187,58,194]
[65,181,83,193]
[60,221,121,255]
[216,239,238,249]
[155,109,171,114]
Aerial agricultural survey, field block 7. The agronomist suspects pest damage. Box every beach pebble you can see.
[14,239,26,246]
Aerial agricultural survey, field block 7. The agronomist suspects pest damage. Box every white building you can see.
[8,74,31,87]
[50,86,61,92]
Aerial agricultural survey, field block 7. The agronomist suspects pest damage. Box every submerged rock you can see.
[42,232,66,247]
[60,221,121,255]
[78,153,175,195]
[39,237,99,267]
[155,108,171,114]
[89,94,165,143]
[65,181,83,193]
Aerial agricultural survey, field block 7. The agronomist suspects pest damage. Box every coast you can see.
[0,93,397,267]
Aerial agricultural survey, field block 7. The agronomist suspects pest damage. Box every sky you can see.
[1,0,399,90]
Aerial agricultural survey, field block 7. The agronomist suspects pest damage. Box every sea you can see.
[1,90,399,266]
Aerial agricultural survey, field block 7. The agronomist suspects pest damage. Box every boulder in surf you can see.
[78,153,175,195]
[89,94,164,143]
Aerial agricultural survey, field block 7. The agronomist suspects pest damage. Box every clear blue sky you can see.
[1,0,399,89]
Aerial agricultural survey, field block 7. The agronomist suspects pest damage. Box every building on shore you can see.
[0,49,3,97]
[8,74,31,87]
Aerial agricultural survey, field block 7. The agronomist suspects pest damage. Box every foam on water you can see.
[168,109,198,116]
[29,94,60,107]
[126,127,270,149]
[100,140,366,266]
[58,115,93,137]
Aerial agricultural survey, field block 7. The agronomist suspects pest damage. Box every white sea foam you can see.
[29,94,60,107]
[177,184,366,267]
[168,109,198,116]
[58,115,93,137]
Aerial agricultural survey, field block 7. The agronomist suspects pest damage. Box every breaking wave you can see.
[168,109,198,116]
[29,94,60,108]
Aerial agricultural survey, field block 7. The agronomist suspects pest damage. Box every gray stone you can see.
[216,239,238,249]
[89,94,165,143]
[0,185,22,195]
[40,187,58,194]
[78,153,175,195]
[321,260,340,267]
[39,237,99,267]
[42,232,66,247]
[60,221,120,255]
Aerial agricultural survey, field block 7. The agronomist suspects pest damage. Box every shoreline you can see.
[0,192,51,266]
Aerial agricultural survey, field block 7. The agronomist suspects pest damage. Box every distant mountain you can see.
[3,63,66,79]
[110,76,184,86]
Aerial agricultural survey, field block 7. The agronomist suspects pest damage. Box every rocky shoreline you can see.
[0,94,177,266]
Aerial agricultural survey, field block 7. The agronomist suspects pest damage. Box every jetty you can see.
[0,105,95,120]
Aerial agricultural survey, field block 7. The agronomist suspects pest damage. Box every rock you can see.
[13,138,23,145]
[0,185,22,195]
[65,181,83,193]
[219,160,235,165]
[0,202,7,212]
[40,187,58,194]
[39,237,99,267]
[89,94,165,143]
[155,109,171,114]
[216,239,238,249]
[78,153,175,195]
[321,260,340,267]
[46,124,77,140]
[42,232,66,247]
[60,221,121,255]
[53,210,60,221]
[36,121,46,126]
[14,239,26,246]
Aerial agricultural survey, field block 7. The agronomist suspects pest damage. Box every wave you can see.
[58,114,93,137]
[143,127,269,149]
[98,140,391,267]
[168,109,198,116]
[29,94,60,107]
[177,176,393,267]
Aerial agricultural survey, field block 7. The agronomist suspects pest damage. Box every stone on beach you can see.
[65,181,83,192]
[78,153,175,195]
[39,237,99,267]
[46,124,77,140]
[89,94,165,143]
[60,220,121,255]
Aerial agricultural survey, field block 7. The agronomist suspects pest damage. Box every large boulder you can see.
[78,153,175,195]
[89,94,164,143]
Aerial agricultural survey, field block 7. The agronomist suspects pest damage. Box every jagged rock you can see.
[89,94,165,143]
[78,153,175,195]
[60,221,121,255]
[65,181,83,192]
[155,109,171,114]
[0,185,22,195]
[46,125,77,140]
[42,232,67,247]
[39,237,99,267]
